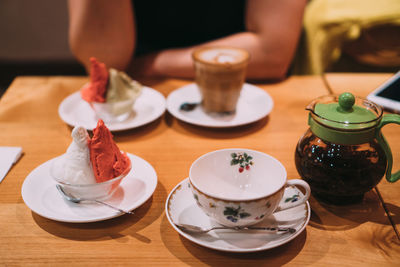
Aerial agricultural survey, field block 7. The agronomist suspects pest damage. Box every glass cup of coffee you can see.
[192,47,250,113]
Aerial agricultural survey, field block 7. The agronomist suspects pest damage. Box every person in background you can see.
[68,0,307,81]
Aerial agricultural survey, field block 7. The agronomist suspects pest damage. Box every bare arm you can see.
[68,0,135,72]
[130,0,307,80]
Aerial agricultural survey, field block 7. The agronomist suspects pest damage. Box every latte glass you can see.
[192,47,250,113]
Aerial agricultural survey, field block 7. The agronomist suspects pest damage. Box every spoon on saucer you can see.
[180,102,200,111]
[175,223,296,234]
[56,184,134,215]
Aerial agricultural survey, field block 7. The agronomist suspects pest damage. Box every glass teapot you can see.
[295,92,400,204]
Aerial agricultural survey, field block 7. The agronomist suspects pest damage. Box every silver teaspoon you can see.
[175,223,296,234]
[56,184,134,215]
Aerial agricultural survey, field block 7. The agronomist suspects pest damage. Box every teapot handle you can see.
[376,114,400,183]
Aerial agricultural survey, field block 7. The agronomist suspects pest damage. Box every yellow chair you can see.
[294,0,400,74]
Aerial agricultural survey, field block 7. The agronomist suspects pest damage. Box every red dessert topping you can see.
[89,120,130,182]
[81,57,109,102]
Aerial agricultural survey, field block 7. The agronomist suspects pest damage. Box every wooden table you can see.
[0,74,399,266]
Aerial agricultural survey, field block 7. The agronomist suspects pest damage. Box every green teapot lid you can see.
[314,92,377,126]
[307,92,383,145]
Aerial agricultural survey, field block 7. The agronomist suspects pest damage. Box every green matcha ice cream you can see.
[106,68,142,103]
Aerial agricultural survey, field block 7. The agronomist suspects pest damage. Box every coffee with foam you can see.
[192,47,250,113]
[196,48,249,65]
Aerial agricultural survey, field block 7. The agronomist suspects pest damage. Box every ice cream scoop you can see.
[81,57,109,103]
[106,68,142,103]
[60,126,96,185]
[89,120,131,183]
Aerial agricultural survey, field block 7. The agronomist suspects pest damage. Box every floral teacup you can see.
[189,148,311,227]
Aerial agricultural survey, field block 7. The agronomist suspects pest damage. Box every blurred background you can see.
[0,0,85,95]
[0,0,399,97]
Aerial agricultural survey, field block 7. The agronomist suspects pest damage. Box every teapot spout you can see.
[305,99,318,114]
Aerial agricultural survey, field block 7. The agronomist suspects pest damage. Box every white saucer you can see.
[59,86,166,131]
[166,83,273,128]
[166,178,310,253]
[21,153,157,223]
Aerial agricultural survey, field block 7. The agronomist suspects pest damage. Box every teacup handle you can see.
[275,179,311,212]
[376,114,400,183]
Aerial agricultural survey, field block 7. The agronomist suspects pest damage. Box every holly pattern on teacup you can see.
[285,194,300,203]
[193,193,202,207]
[230,152,254,173]
[224,206,251,223]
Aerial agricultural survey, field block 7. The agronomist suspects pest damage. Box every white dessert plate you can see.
[21,153,157,223]
[166,178,310,253]
[58,86,166,131]
[166,83,273,128]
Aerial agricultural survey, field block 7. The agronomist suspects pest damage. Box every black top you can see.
[133,0,246,55]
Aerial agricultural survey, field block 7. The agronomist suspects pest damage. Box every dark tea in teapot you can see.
[295,129,386,204]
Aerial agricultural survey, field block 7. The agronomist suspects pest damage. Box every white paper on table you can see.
[0,146,23,183]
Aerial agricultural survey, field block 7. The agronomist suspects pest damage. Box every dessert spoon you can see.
[180,102,200,111]
[175,223,296,234]
[56,184,134,215]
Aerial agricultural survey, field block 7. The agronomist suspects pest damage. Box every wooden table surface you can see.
[0,73,399,266]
